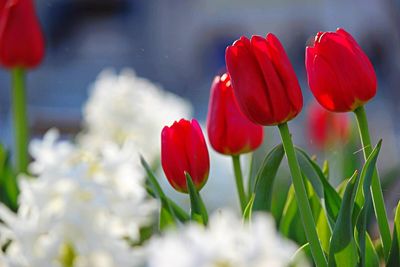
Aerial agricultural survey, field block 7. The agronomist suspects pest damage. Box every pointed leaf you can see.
[185,172,208,225]
[387,201,400,266]
[322,160,329,180]
[0,146,18,211]
[279,173,330,250]
[167,199,190,222]
[328,171,359,267]
[159,201,176,230]
[296,147,341,227]
[279,185,306,243]
[141,156,167,199]
[243,193,255,221]
[365,233,380,267]
[251,144,284,212]
[355,140,382,266]
[293,243,312,265]
[141,156,189,225]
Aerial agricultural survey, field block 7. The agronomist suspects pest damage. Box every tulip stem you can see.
[11,68,29,174]
[354,105,391,259]
[278,122,327,267]
[232,155,247,213]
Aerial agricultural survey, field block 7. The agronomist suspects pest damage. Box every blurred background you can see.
[1,0,400,216]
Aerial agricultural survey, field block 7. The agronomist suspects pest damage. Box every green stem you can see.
[354,106,391,259]
[278,123,327,267]
[232,155,247,213]
[11,68,28,174]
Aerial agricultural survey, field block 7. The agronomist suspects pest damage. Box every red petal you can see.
[226,37,271,125]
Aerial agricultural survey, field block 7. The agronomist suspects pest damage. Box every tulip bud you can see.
[305,28,377,112]
[307,101,350,149]
[0,0,45,69]
[161,119,210,193]
[206,73,263,155]
[225,34,303,126]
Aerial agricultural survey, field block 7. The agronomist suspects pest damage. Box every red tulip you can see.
[0,0,45,68]
[307,101,350,149]
[306,28,377,112]
[161,119,210,193]
[206,73,263,155]
[225,34,303,126]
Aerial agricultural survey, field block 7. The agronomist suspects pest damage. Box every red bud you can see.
[161,119,210,193]
[206,73,263,155]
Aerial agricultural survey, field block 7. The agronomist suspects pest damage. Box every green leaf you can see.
[0,145,18,212]
[279,184,306,244]
[302,172,331,254]
[141,156,189,227]
[387,201,400,266]
[243,193,255,221]
[293,243,312,265]
[279,173,330,251]
[355,140,382,266]
[365,233,380,267]
[166,199,190,222]
[141,156,167,199]
[185,172,208,225]
[328,171,359,267]
[296,147,341,227]
[159,201,176,230]
[336,180,347,198]
[322,160,329,180]
[251,144,284,212]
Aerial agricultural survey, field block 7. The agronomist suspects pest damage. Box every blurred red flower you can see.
[307,101,350,149]
[0,0,45,68]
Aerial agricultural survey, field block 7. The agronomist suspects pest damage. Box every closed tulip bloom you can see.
[207,73,263,155]
[307,101,350,149]
[161,119,210,193]
[225,34,303,126]
[306,28,377,112]
[0,0,45,68]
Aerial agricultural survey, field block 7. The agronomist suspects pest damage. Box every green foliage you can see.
[387,202,400,266]
[141,156,190,229]
[296,148,341,228]
[185,172,208,225]
[250,144,284,212]
[279,184,306,244]
[355,140,382,266]
[0,144,19,212]
[243,193,255,221]
[328,171,359,267]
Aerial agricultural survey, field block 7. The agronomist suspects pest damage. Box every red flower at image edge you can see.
[0,0,45,68]
[161,119,210,193]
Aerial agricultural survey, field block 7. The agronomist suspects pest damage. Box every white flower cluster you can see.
[80,68,192,162]
[145,210,308,267]
[0,130,157,267]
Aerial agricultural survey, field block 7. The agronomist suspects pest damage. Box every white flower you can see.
[0,130,157,267]
[145,210,309,267]
[80,68,192,162]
